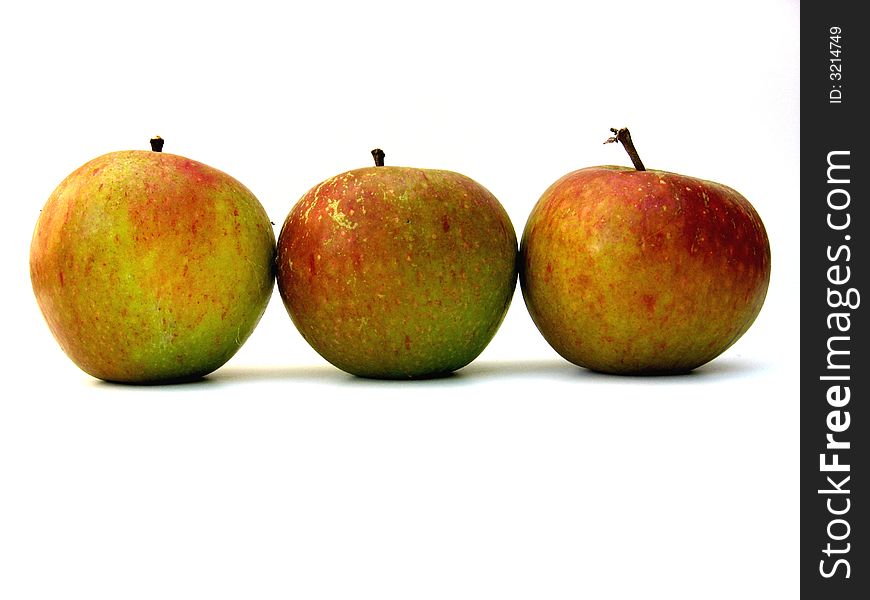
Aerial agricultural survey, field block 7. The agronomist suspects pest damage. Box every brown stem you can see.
[150,136,165,152]
[604,128,645,171]
[371,148,385,167]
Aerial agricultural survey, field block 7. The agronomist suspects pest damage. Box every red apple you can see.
[276,149,517,379]
[30,138,276,383]
[519,128,771,374]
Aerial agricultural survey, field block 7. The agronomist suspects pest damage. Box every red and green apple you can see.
[519,128,771,374]
[30,138,276,383]
[276,149,517,379]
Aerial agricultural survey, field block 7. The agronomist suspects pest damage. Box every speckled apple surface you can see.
[277,166,517,379]
[30,151,276,383]
[520,166,771,374]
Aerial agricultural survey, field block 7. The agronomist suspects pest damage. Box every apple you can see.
[30,138,276,383]
[519,128,771,374]
[276,149,517,379]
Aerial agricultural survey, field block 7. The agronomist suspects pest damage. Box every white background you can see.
[1,1,799,598]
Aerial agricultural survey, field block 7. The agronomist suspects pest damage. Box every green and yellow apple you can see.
[276,149,517,379]
[519,129,771,374]
[30,139,276,383]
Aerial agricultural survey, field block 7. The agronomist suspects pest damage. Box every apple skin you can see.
[30,150,276,383]
[276,165,517,379]
[519,165,771,374]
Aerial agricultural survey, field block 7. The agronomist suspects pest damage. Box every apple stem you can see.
[604,128,645,171]
[371,148,385,167]
[150,136,164,153]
